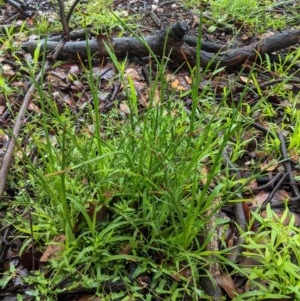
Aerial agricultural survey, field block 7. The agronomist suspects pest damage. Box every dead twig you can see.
[222,148,246,263]
[277,131,300,209]
[251,123,300,212]
[261,172,288,207]
[251,171,285,192]
[0,62,49,198]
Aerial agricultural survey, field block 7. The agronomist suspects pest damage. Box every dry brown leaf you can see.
[87,204,108,223]
[40,235,65,262]
[200,166,209,185]
[247,191,269,208]
[240,33,251,41]
[125,68,141,81]
[2,64,13,73]
[171,266,192,282]
[93,63,115,80]
[245,180,258,191]
[69,64,80,75]
[120,102,131,114]
[0,105,6,114]
[248,189,289,209]
[215,273,237,299]
[47,74,68,88]
[125,68,150,106]
[63,93,75,106]
[240,75,252,83]
[171,78,189,91]
[166,74,175,82]
[119,243,132,255]
[260,159,279,172]
[185,75,192,85]
[191,15,200,28]
[27,17,34,26]
[82,177,89,186]
[260,32,275,39]
[2,64,15,78]
[171,79,180,89]
[269,189,290,206]
[28,102,40,113]
[167,73,191,91]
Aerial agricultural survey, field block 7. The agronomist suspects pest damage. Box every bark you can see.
[22,22,300,68]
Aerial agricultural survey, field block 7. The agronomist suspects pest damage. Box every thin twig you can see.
[222,149,247,231]
[251,123,300,210]
[251,122,270,136]
[0,62,49,198]
[222,148,246,263]
[261,172,288,207]
[277,131,300,208]
[251,171,284,192]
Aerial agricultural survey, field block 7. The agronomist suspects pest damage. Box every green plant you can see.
[209,0,288,32]
[264,48,300,77]
[2,25,253,299]
[0,25,20,53]
[0,76,14,101]
[213,0,258,19]
[32,13,61,35]
[234,205,300,300]
[289,112,300,150]
[72,1,137,35]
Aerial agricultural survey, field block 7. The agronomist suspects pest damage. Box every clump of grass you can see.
[72,0,138,35]
[213,0,258,19]
[3,30,251,299]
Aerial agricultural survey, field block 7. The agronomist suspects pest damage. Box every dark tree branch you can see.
[22,22,300,69]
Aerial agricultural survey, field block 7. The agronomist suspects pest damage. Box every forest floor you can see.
[0,0,300,300]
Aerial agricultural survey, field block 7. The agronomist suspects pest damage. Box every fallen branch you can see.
[0,65,47,198]
[22,22,300,68]
[0,37,66,198]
